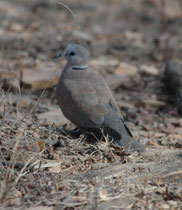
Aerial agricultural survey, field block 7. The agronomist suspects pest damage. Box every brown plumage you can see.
[56,44,144,152]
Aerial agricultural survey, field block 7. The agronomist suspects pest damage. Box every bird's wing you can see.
[69,70,118,128]
[87,71,134,138]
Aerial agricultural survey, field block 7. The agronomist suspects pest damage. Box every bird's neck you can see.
[61,63,88,78]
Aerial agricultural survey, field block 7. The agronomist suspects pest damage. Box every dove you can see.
[164,59,182,115]
[56,44,144,152]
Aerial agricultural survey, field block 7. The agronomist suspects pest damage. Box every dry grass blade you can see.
[58,2,79,30]
[0,134,20,204]
[4,136,20,181]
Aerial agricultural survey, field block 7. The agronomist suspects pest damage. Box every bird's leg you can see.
[68,127,84,138]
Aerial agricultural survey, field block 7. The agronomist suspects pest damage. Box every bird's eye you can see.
[70,51,75,56]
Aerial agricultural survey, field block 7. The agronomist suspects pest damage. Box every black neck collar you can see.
[72,66,88,70]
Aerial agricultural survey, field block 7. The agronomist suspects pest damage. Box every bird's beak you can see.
[54,52,62,60]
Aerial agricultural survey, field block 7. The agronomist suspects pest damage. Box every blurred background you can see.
[1,0,182,128]
[0,0,182,82]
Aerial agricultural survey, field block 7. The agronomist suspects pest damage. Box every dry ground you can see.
[0,0,182,209]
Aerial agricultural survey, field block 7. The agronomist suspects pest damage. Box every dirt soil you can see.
[0,0,182,209]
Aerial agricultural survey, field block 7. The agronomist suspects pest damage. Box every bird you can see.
[164,59,182,115]
[55,44,144,152]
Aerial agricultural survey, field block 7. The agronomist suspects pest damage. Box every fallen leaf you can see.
[26,141,44,153]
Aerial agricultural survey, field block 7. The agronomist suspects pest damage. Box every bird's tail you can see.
[104,111,144,152]
[115,133,144,152]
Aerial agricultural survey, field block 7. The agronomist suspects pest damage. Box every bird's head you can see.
[54,44,89,70]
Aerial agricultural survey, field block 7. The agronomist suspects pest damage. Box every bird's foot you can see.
[68,127,84,138]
